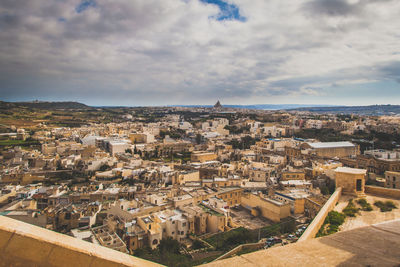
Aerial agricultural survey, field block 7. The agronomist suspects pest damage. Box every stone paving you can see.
[202,219,400,267]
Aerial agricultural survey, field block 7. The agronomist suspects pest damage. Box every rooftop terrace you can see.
[202,219,400,267]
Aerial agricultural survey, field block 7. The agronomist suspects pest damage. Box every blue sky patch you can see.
[200,0,246,22]
[76,0,96,13]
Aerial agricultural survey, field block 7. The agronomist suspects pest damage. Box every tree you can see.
[125,148,132,154]
[196,133,202,144]
[158,237,180,254]
[191,239,204,250]
[99,164,110,172]
[280,217,296,233]
[320,186,329,195]
[56,161,63,170]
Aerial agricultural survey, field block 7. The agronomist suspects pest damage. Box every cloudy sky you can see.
[0,0,400,106]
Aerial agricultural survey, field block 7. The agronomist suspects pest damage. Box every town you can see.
[0,101,399,266]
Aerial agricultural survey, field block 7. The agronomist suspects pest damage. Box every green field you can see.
[0,139,40,147]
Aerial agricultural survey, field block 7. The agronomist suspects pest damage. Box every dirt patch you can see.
[230,206,272,230]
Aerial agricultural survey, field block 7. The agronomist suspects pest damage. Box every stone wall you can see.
[298,187,342,242]
[0,215,162,267]
[304,198,322,218]
[241,193,290,222]
[0,191,16,207]
[365,185,400,199]
[213,242,265,262]
[335,169,365,196]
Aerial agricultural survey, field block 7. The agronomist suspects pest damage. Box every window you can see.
[182,222,186,227]
[152,239,158,245]
[149,224,151,230]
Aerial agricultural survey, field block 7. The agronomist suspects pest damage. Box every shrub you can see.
[191,239,205,250]
[374,201,398,212]
[326,211,346,226]
[342,199,359,217]
[317,211,345,237]
[356,198,373,211]
[385,201,397,209]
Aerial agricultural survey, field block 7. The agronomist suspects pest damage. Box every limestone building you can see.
[302,141,359,159]
[335,167,366,196]
[385,171,400,189]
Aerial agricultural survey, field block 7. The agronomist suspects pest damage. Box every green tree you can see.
[196,133,202,144]
[99,164,110,172]
[191,239,204,250]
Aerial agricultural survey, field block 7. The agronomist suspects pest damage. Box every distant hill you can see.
[288,105,400,115]
[0,101,92,110]
[171,104,336,110]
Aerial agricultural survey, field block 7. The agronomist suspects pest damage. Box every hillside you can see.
[0,101,91,110]
[288,105,400,115]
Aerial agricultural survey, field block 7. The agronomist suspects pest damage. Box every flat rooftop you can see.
[308,141,355,149]
[335,167,367,175]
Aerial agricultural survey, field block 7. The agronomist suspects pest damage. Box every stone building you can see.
[335,167,366,197]
[385,171,400,189]
[240,192,291,222]
[302,141,359,159]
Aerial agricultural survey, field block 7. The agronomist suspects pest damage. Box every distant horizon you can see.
[2,99,399,109]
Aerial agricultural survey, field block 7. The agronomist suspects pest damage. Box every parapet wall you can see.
[213,242,264,262]
[0,215,162,267]
[0,191,16,206]
[365,185,400,199]
[298,187,342,242]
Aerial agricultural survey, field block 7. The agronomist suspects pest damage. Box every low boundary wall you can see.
[0,215,162,267]
[365,185,400,199]
[298,187,342,242]
[213,242,264,262]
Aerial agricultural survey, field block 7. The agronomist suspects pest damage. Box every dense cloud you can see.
[0,0,399,105]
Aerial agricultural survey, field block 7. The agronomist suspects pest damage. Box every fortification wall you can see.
[0,215,162,267]
[298,187,342,241]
